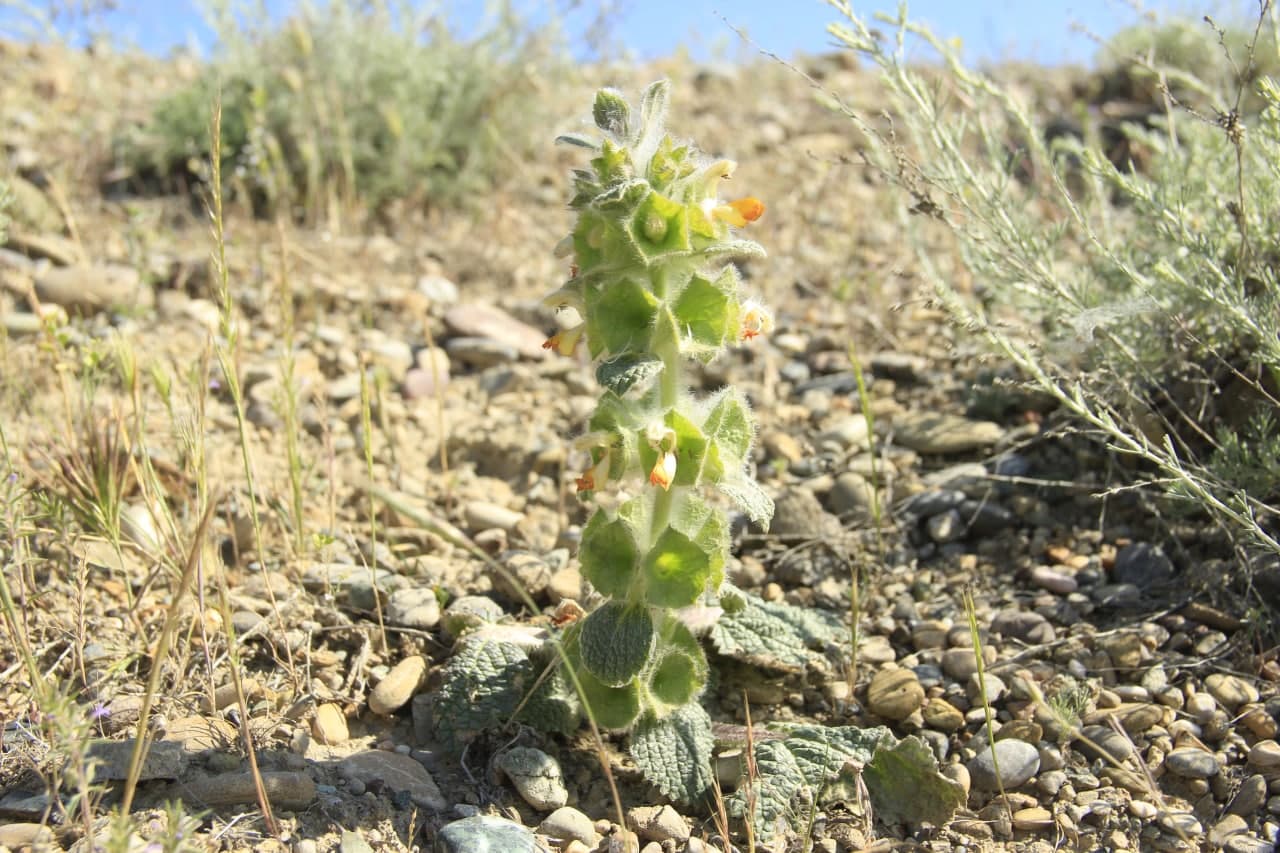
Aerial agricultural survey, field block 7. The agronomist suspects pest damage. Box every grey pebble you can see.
[1164,747,1220,779]
[434,815,539,853]
[967,738,1040,790]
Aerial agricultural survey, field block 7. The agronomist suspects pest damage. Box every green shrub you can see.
[824,3,1280,558]
[116,0,571,225]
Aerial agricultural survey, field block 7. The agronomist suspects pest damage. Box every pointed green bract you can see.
[586,277,658,358]
[673,270,739,351]
[579,508,639,598]
[643,527,712,608]
[593,88,631,137]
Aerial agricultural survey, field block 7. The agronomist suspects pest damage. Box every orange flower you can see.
[711,197,765,228]
[575,448,611,493]
[543,323,585,356]
[739,299,773,341]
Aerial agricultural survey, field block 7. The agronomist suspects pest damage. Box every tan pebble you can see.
[1012,806,1054,831]
[866,668,925,721]
[1129,800,1158,820]
[0,824,53,847]
[1240,705,1279,740]
[922,697,965,732]
[368,655,427,715]
[1247,739,1280,770]
[941,762,971,797]
[311,702,349,745]
[547,567,582,603]
[1205,673,1259,710]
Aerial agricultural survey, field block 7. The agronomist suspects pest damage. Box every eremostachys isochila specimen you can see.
[542,80,775,800]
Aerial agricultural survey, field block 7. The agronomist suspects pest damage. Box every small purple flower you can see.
[90,702,110,721]
[5,472,16,484]
[208,378,222,391]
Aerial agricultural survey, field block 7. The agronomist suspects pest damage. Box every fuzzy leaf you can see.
[518,658,581,735]
[698,239,766,261]
[673,271,738,351]
[579,508,640,598]
[708,593,844,673]
[585,277,658,358]
[579,602,655,686]
[431,641,533,747]
[647,619,707,709]
[717,476,775,528]
[629,190,691,263]
[703,388,753,463]
[629,703,714,803]
[556,133,600,150]
[643,527,712,609]
[865,736,966,828]
[596,354,663,397]
[577,667,642,731]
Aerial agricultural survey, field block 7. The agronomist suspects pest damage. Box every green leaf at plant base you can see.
[585,277,658,358]
[593,88,630,137]
[728,725,893,839]
[708,592,845,673]
[579,602,655,686]
[518,656,582,736]
[431,640,533,747]
[864,735,966,829]
[629,190,691,263]
[596,353,664,397]
[579,508,640,599]
[673,270,739,353]
[629,703,714,804]
[643,526,712,609]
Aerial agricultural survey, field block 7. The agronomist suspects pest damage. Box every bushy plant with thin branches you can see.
[821,2,1280,570]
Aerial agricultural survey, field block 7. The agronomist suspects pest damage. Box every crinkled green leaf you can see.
[556,133,600,150]
[728,725,893,839]
[648,620,708,709]
[703,388,754,463]
[865,735,966,828]
[431,641,533,747]
[629,703,714,803]
[708,592,844,673]
[698,238,766,261]
[577,667,642,731]
[579,602,655,686]
[643,527,712,609]
[518,658,582,735]
[579,508,640,598]
[629,190,691,262]
[596,354,663,397]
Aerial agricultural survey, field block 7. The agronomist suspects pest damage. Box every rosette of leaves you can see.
[538,81,774,802]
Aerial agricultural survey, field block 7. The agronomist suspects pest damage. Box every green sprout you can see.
[540,80,775,797]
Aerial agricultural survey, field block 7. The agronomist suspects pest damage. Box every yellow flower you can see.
[575,447,611,493]
[645,424,678,490]
[700,195,765,229]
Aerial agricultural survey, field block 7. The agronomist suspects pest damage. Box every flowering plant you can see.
[542,80,774,799]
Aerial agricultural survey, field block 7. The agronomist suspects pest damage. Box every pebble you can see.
[341,751,445,810]
[538,806,600,848]
[1158,811,1203,837]
[1209,815,1250,847]
[1227,774,1268,817]
[1164,747,1219,779]
[367,655,427,715]
[444,303,547,360]
[1186,691,1218,723]
[1247,739,1280,770]
[968,738,1040,790]
[922,697,965,732]
[1075,725,1133,762]
[967,672,1007,705]
[496,747,568,811]
[0,824,53,848]
[1112,542,1176,586]
[465,501,524,532]
[1205,673,1259,710]
[387,588,442,630]
[1030,564,1078,594]
[311,703,349,746]
[828,471,876,516]
[627,805,689,843]
[942,646,993,681]
[416,273,459,304]
[866,668,925,721]
[1012,806,1053,831]
[1224,837,1275,853]
[990,609,1055,644]
[441,595,505,639]
[893,412,1004,454]
[435,815,539,853]
[547,566,583,603]
[926,509,964,543]
[941,762,971,797]
[34,262,143,313]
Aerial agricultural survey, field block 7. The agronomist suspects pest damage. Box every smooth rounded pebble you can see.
[368,655,427,715]
[967,738,1040,790]
[1164,747,1219,779]
[435,815,539,853]
[867,668,925,721]
[537,806,600,847]
[627,804,689,843]
[311,702,349,745]
[496,747,567,811]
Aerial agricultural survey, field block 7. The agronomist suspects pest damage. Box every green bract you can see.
[543,80,775,802]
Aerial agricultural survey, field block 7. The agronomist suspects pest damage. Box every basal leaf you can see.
[865,735,966,828]
[579,602,655,686]
[629,703,714,803]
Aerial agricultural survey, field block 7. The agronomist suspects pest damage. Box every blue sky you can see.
[3,1,1255,67]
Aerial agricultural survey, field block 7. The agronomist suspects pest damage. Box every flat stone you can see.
[1075,725,1133,762]
[1247,739,1280,770]
[435,815,539,853]
[465,501,524,532]
[1164,747,1219,779]
[1030,565,1078,595]
[1012,806,1053,831]
[769,487,844,539]
[444,336,520,367]
[342,750,445,810]
[967,672,1007,705]
[35,263,143,313]
[866,668,925,721]
[627,804,689,843]
[1158,811,1203,837]
[86,739,186,781]
[926,509,964,543]
[443,303,547,360]
[1227,774,1268,817]
[387,587,442,630]
[828,471,876,516]
[1205,673,1259,710]
[968,738,1040,790]
[1208,814,1250,847]
[538,806,600,847]
[490,550,551,602]
[416,274,459,305]
[495,747,567,811]
[922,697,965,732]
[368,655,427,715]
[546,567,582,603]
[894,412,1004,454]
[312,703,349,746]
[991,609,1055,644]
[1112,542,1175,586]
[441,595,505,639]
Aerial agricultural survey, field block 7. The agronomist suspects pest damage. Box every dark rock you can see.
[1112,542,1176,586]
